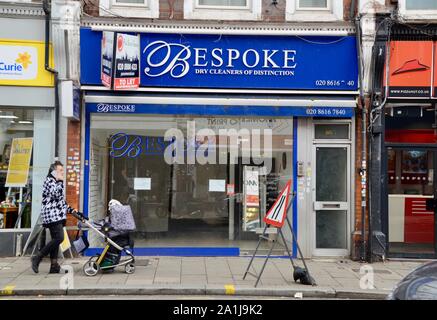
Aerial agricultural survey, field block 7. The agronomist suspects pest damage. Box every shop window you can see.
[385,106,437,144]
[0,108,54,230]
[387,148,435,255]
[184,0,262,21]
[99,0,159,18]
[286,0,342,21]
[88,114,293,249]
[387,149,434,196]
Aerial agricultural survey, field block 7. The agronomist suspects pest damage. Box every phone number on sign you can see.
[305,108,348,116]
[315,80,355,87]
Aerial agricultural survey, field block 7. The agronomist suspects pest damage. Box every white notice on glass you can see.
[209,179,226,192]
[134,178,151,190]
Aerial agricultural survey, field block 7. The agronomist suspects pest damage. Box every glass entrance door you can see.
[313,145,350,256]
[387,148,437,257]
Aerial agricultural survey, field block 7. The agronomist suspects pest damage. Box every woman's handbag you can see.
[73,227,89,254]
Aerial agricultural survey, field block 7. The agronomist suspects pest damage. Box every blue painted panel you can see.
[87,102,355,118]
[84,247,240,257]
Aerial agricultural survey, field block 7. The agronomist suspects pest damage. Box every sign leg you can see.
[243,225,267,280]
[278,229,296,269]
[285,215,316,285]
[254,239,276,288]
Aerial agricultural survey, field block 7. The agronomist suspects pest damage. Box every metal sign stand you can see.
[21,212,44,258]
[20,212,74,260]
[243,193,316,287]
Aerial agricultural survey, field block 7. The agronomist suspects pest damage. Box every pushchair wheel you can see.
[83,261,100,276]
[125,263,135,274]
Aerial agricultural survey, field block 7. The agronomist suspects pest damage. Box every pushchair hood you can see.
[109,204,136,232]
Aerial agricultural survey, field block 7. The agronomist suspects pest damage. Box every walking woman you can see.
[31,161,77,274]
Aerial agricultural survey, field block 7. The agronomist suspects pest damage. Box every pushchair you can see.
[72,200,136,276]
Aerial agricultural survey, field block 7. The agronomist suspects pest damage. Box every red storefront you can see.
[383,39,437,258]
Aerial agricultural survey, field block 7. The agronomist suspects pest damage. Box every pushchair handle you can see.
[71,210,88,222]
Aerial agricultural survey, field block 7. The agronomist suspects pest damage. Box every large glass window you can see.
[89,114,293,249]
[0,108,54,229]
[387,148,435,255]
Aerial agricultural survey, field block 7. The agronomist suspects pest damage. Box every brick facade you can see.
[84,0,354,22]
[352,98,370,261]
[65,120,81,238]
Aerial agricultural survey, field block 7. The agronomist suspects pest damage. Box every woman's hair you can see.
[47,160,64,176]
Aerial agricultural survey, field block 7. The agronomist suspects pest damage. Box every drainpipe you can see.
[43,0,59,159]
[351,0,368,261]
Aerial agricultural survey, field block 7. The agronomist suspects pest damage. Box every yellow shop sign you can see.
[0,39,54,87]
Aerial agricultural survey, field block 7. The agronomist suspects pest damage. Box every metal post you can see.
[278,228,296,269]
[243,225,268,280]
[284,215,313,281]
[254,240,276,288]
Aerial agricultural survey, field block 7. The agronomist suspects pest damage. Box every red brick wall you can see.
[352,97,370,260]
[65,120,81,238]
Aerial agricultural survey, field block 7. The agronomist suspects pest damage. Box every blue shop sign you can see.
[81,28,358,91]
[87,103,355,118]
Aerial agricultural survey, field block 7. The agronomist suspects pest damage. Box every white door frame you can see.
[312,143,351,257]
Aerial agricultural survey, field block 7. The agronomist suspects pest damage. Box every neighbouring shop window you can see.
[387,148,435,255]
[385,105,436,255]
[88,114,293,249]
[0,108,54,229]
[385,106,437,144]
[387,149,434,196]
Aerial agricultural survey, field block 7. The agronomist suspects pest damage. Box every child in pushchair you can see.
[73,199,136,276]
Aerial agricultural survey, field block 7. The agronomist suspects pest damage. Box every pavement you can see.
[0,255,426,299]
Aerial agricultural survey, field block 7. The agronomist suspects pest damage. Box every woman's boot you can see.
[31,254,42,273]
[49,259,61,274]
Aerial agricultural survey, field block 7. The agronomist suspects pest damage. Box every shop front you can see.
[80,27,358,257]
[381,37,437,259]
[0,7,56,256]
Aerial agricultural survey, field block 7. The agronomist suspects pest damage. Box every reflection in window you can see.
[89,114,293,248]
[387,149,433,196]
